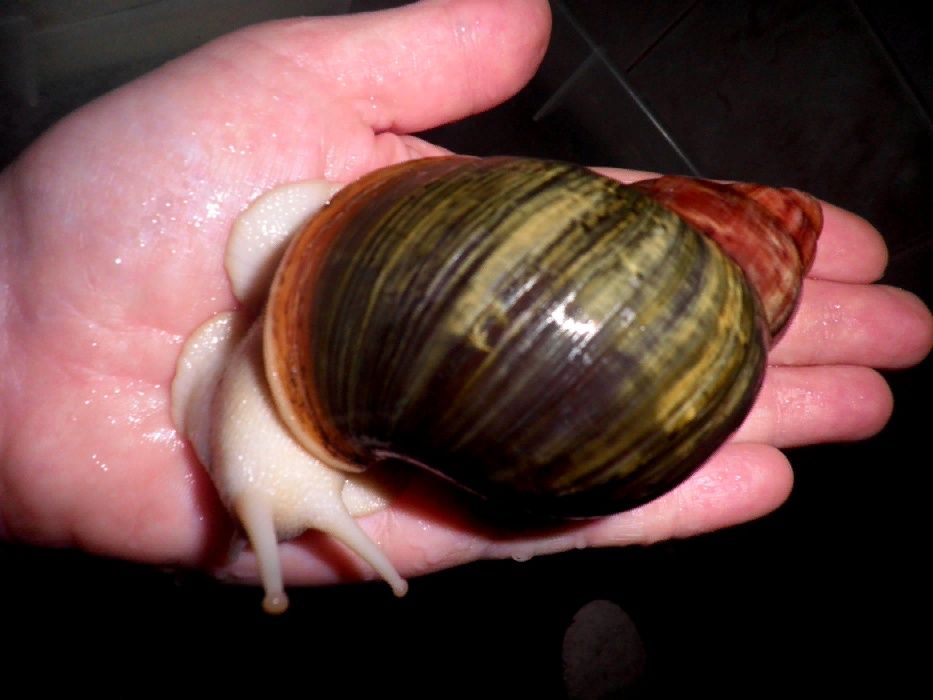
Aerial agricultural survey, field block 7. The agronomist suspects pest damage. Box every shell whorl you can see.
[631,176,822,338]
[263,157,810,518]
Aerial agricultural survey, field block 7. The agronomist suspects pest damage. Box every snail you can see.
[171,156,822,613]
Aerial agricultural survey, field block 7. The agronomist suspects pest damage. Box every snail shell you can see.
[264,156,818,517]
[173,156,821,612]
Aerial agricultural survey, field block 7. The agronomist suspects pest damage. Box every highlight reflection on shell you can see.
[263,156,821,518]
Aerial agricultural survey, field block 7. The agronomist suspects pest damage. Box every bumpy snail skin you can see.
[225,181,345,313]
[172,183,407,614]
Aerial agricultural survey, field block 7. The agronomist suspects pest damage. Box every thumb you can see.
[206,0,552,134]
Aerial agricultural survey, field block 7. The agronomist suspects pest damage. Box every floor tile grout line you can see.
[20,0,166,34]
[624,0,700,73]
[550,0,701,176]
[605,64,701,176]
[533,50,601,122]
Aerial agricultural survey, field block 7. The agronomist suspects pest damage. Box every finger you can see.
[578,443,794,545]
[396,134,455,160]
[807,202,888,282]
[228,0,552,133]
[771,280,933,368]
[592,166,658,183]
[732,365,893,447]
[479,444,792,558]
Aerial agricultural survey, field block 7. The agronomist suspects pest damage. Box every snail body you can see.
[172,157,821,612]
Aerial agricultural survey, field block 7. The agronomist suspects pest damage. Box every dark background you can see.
[1,1,929,696]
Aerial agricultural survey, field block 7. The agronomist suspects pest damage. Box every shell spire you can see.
[631,176,822,339]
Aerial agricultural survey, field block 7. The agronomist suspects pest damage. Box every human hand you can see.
[0,0,929,590]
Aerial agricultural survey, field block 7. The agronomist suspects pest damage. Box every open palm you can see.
[0,0,929,591]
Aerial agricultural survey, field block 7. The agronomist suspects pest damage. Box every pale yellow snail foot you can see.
[171,181,409,612]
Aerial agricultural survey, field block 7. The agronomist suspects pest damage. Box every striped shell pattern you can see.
[264,156,821,519]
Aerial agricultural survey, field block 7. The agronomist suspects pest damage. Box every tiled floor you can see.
[1,1,929,696]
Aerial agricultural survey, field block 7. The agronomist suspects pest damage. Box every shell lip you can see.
[262,311,368,475]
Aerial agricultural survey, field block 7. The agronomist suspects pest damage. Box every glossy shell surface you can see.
[261,157,796,518]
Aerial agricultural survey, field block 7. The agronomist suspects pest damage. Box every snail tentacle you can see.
[210,321,408,610]
[173,182,406,610]
[235,490,288,614]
